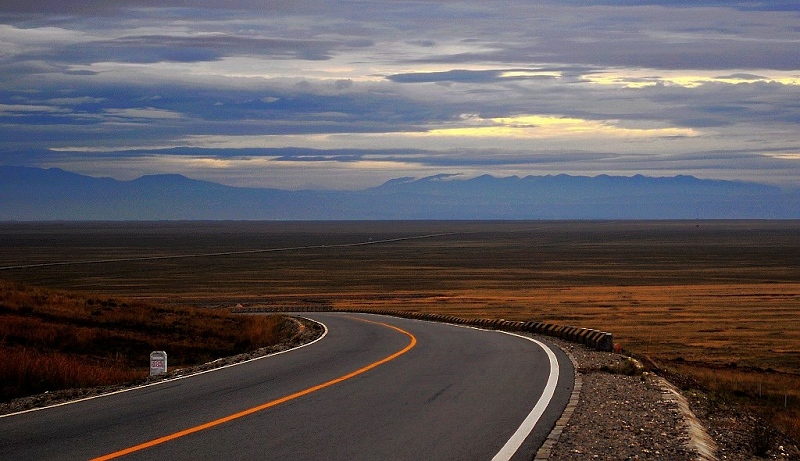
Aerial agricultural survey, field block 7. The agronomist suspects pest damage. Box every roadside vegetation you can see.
[664,360,799,446]
[0,280,292,402]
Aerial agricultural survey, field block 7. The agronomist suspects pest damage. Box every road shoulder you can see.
[538,337,798,460]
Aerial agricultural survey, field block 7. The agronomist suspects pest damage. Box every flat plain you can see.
[1,220,798,437]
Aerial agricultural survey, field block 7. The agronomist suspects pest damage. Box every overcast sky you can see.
[2,0,799,190]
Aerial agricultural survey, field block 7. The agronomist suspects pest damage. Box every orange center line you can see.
[92,317,417,461]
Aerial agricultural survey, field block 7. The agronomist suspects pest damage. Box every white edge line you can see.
[0,317,329,419]
[359,314,561,461]
[492,331,560,461]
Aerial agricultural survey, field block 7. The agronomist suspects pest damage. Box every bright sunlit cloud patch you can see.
[173,115,699,153]
[100,112,700,155]
[764,152,800,160]
[583,70,800,88]
[423,115,699,139]
[500,70,562,79]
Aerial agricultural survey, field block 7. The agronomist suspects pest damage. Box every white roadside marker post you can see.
[150,351,167,376]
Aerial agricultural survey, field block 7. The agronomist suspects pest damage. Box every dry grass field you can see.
[0,279,292,402]
[0,220,798,438]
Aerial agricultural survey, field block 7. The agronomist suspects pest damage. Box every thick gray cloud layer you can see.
[1,0,798,189]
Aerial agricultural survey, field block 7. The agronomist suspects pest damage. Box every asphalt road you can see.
[0,313,574,460]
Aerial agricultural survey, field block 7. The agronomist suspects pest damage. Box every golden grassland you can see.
[0,220,797,438]
[0,280,290,402]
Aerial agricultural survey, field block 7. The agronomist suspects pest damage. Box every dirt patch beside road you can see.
[544,337,799,460]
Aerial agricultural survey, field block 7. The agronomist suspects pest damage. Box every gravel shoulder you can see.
[540,336,799,461]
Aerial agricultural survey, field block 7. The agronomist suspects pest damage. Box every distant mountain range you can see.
[2,166,798,220]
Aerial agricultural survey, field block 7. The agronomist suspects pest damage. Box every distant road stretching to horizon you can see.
[0,232,461,271]
[0,312,574,460]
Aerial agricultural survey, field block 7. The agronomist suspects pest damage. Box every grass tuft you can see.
[600,357,644,376]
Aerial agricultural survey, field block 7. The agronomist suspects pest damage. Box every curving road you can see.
[0,313,574,460]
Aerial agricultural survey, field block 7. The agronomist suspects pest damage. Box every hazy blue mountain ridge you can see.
[1,166,797,220]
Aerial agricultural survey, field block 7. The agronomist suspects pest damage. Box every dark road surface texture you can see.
[0,313,573,460]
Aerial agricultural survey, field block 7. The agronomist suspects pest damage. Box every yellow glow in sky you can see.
[56,113,701,155]
[500,70,562,79]
[583,70,800,88]
[765,153,800,160]
[424,115,699,138]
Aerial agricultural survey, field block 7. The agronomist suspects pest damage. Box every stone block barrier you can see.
[230,305,333,313]
[231,305,613,352]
